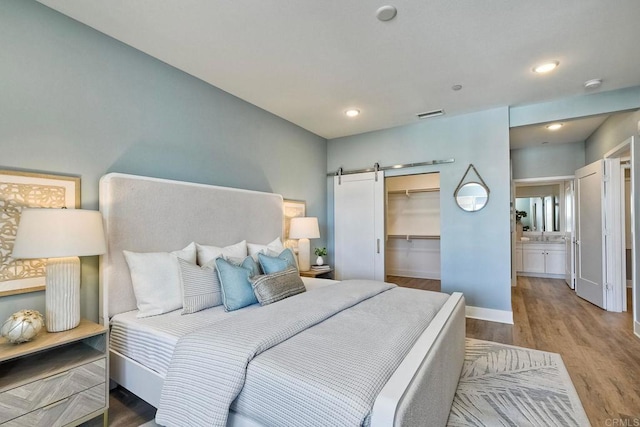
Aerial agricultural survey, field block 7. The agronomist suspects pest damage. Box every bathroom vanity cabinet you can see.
[516,241,565,277]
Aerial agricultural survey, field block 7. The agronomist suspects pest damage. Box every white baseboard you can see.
[628,279,633,288]
[635,321,640,339]
[466,306,514,325]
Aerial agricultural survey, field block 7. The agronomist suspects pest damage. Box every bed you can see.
[99,173,465,427]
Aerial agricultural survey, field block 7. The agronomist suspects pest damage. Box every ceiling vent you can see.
[417,109,445,119]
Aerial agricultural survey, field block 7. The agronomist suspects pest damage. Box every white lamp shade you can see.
[12,208,107,259]
[288,217,320,239]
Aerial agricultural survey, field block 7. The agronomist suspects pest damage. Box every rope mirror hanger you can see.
[454,164,490,212]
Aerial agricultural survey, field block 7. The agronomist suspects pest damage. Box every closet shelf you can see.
[388,188,439,196]
[387,234,440,240]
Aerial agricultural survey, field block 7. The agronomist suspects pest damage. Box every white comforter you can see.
[155,280,448,427]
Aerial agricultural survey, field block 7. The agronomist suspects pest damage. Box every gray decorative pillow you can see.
[250,267,306,306]
[178,258,222,314]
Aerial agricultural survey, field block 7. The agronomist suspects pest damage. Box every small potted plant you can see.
[314,247,327,266]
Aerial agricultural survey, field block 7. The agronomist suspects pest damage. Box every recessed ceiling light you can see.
[345,109,360,118]
[533,61,559,74]
[546,123,563,131]
[584,78,602,89]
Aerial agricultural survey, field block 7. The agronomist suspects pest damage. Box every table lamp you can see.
[288,217,320,271]
[12,208,106,332]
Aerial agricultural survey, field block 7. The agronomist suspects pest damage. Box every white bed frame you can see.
[99,173,465,427]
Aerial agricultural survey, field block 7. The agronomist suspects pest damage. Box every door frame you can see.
[604,138,636,317]
[621,162,631,311]
[603,158,623,311]
[512,176,574,286]
[564,179,576,289]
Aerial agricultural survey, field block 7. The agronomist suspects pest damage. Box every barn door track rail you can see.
[329,158,455,184]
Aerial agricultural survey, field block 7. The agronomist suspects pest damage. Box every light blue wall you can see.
[0,1,327,322]
[511,141,585,179]
[328,108,512,312]
[585,110,640,163]
[510,86,640,128]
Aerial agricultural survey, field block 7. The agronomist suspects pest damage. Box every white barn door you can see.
[334,172,385,281]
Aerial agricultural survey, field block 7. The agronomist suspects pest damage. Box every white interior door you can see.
[564,180,575,289]
[575,160,606,308]
[334,172,385,281]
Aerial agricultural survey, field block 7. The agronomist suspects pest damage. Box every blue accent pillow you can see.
[227,255,262,276]
[258,248,298,274]
[215,257,259,311]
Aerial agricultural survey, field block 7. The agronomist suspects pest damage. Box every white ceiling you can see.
[36,0,640,140]
[509,114,611,150]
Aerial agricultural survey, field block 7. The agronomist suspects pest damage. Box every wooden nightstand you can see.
[299,267,334,279]
[0,319,108,427]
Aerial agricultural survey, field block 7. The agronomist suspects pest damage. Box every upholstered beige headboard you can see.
[99,173,283,324]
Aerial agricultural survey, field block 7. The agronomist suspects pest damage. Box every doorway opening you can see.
[624,163,633,312]
[513,178,573,284]
[385,173,441,291]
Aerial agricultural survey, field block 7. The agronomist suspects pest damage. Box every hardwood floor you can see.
[466,277,640,426]
[386,275,441,291]
[99,276,639,426]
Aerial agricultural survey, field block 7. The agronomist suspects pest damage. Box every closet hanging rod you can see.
[387,234,441,240]
[327,158,454,177]
[388,188,439,195]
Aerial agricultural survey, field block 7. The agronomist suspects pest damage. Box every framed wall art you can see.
[283,199,306,249]
[0,170,80,297]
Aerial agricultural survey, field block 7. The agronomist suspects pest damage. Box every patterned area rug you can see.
[447,338,590,426]
[140,339,590,427]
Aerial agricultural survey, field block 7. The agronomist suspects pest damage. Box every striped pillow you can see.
[250,267,306,306]
[178,258,222,314]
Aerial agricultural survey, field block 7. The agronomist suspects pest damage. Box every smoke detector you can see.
[376,5,397,21]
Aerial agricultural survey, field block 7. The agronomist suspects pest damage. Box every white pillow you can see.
[196,240,247,265]
[247,237,285,260]
[124,242,197,318]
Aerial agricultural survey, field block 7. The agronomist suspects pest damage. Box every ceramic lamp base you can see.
[45,256,81,332]
[297,238,311,271]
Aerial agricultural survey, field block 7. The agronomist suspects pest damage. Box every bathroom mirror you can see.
[455,182,489,212]
[515,195,559,231]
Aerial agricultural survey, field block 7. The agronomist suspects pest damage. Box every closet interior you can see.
[385,173,441,280]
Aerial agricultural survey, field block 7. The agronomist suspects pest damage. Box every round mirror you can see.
[455,182,489,212]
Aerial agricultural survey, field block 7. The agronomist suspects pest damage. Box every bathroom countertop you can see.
[517,238,564,244]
